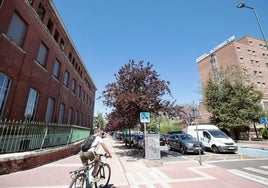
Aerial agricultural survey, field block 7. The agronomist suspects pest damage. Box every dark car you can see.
[168,133,204,154]
[167,130,186,135]
[160,135,166,146]
[133,134,144,149]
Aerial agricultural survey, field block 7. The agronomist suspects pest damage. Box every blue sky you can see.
[52,0,268,115]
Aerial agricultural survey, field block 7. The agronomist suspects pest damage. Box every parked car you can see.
[167,130,186,135]
[133,134,144,149]
[168,133,204,154]
[160,135,166,146]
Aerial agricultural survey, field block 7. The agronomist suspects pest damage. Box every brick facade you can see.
[0,0,96,127]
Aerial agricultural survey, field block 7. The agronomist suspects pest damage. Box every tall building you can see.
[0,0,96,127]
[197,35,268,121]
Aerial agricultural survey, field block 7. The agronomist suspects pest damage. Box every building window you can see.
[7,12,27,47]
[249,41,253,45]
[58,103,65,124]
[45,97,54,123]
[47,19,53,33]
[52,59,61,79]
[82,90,85,102]
[63,71,70,87]
[67,107,72,125]
[36,3,45,20]
[78,85,81,98]
[0,73,11,119]
[54,29,59,42]
[71,79,76,93]
[24,88,39,122]
[74,110,78,125]
[236,46,241,52]
[60,38,64,50]
[69,53,72,62]
[36,42,48,67]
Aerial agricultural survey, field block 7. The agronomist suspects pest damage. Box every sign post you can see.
[259,117,268,136]
[140,112,160,160]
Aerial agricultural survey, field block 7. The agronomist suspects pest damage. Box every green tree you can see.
[94,113,106,130]
[203,65,265,131]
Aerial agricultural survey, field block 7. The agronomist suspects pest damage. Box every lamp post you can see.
[237,3,268,48]
[189,107,202,165]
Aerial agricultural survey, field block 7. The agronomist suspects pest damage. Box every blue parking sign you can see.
[140,112,150,123]
[259,117,267,125]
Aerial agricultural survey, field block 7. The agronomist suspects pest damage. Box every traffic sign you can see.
[259,117,267,125]
[140,112,150,123]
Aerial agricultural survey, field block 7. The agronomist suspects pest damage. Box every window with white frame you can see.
[24,88,39,121]
[45,97,54,123]
[0,73,11,119]
[52,59,61,79]
[7,12,27,47]
[63,71,70,87]
[36,42,48,66]
[71,79,76,93]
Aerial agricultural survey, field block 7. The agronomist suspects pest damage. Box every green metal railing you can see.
[0,120,92,154]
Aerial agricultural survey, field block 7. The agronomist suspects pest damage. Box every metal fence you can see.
[0,120,92,154]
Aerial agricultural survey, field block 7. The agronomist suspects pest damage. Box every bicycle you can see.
[69,154,111,188]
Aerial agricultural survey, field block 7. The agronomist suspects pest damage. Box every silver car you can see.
[168,133,204,154]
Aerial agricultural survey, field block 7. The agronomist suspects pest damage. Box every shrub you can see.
[261,128,268,139]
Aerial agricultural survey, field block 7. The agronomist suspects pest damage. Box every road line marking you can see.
[244,167,268,175]
[228,169,268,186]
[260,166,268,169]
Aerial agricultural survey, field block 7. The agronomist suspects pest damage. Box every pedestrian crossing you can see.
[227,165,268,186]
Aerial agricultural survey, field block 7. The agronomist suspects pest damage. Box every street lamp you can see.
[189,107,202,165]
[237,3,268,48]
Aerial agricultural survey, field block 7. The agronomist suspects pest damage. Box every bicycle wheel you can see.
[94,163,111,188]
[69,173,88,188]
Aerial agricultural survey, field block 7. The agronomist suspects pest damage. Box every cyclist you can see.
[80,128,112,181]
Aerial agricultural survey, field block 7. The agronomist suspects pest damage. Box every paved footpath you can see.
[0,136,267,188]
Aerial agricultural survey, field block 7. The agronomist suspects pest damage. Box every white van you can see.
[187,125,237,153]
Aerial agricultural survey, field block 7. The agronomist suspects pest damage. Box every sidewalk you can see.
[106,135,267,188]
[0,135,267,188]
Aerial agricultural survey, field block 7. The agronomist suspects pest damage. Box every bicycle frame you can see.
[69,154,111,188]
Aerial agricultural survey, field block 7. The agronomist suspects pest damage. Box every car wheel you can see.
[211,145,218,153]
[180,145,186,154]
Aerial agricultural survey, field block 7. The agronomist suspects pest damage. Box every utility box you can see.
[145,133,160,160]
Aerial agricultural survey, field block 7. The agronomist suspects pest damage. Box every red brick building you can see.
[0,0,96,127]
[197,35,268,123]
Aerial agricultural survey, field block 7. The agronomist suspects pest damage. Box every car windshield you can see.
[178,134,194,140]
[208,130,228,138]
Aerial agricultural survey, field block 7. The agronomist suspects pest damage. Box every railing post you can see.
[40,125,48,149]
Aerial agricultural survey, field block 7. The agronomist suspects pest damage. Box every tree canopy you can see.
[102,60,183,131]
[203,65,265,128]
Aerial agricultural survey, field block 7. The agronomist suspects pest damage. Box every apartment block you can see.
[0,0,96,127]
[197,35,268,121]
